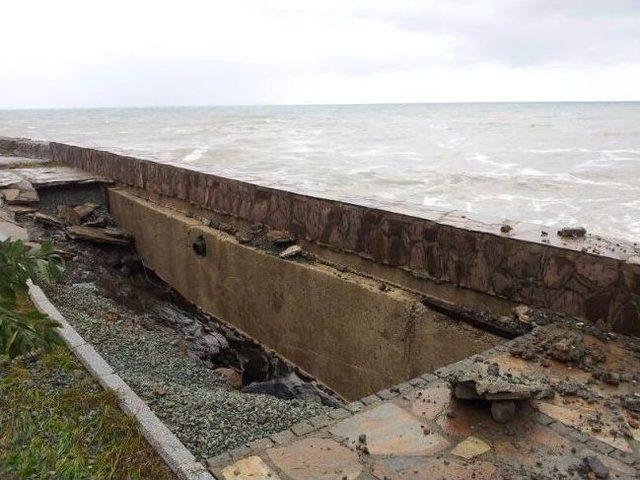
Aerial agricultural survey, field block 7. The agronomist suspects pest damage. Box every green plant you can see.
[0,239,64,358]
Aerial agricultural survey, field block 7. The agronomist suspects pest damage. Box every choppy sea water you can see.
[1,102,639,241]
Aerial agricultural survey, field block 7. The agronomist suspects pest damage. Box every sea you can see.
[1,102,638,241]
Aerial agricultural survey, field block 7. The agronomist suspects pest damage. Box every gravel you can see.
[47,283,330,459]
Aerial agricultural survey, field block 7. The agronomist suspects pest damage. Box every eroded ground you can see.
[2,178,338,461]
[210,323,640,479]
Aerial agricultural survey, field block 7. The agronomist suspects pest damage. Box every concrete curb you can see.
[27,280,215,480]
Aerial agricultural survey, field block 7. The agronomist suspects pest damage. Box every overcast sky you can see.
[1,0,639,108]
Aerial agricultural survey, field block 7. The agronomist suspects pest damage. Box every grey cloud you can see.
[354,0,640,67]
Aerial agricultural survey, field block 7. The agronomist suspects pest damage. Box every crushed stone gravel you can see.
[47,283,331,459]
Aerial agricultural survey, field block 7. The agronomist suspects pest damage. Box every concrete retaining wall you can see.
[51,142,640,335]
[108,188,502,400]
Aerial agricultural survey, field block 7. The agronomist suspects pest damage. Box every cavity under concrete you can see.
[108,187,503,400]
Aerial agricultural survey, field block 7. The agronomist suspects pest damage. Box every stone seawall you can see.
[50,142,640,335]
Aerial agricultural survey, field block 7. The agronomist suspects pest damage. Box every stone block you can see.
[247,437,275,452]
[270,429,295,445]
[291,421,315,436]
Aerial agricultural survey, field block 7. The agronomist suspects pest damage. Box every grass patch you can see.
[0,345,175,480]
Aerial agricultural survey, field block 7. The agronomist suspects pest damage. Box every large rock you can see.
[243,372,341,407]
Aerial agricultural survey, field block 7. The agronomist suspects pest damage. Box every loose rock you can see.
[214,367,243,390]
[279,245,302,259]
[557,226,587,239]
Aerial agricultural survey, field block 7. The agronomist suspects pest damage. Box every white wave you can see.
[521,148,574,153]
[183,148,207,163]
[471,153,516,169]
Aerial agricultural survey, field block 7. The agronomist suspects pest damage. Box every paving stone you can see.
[227,445,252,459]
[376,389,397,400]
[346,401,364,413]
[450,436,491,459]
[221,455,281,480]
[308,414,332,429]
[408,377,427,387]
[492,421,578,473]
[378,456,496,480]
[291,421,315,436]
[535,400,632,452]
[407,382,451,421]
[11,166,111,187]
[361,394,381,406]
[395,382,413,394]
[420,373,438,383]
[327,408,351,420]
[247,437,275,452]
[267,437,362,480]
[329,402,449,456]
[206,452,231,469]
[270,429,295,445]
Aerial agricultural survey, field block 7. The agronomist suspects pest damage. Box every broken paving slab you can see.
[5,204,37,214]
[451,436,491,460]
[66,225,132,245]
[32,212,65,228]
[378,456,497,480]
[0,170,23,187]
[1,187,39,204]
[10,166,112,187]
[0,179,39,204]
[0,219,29,241]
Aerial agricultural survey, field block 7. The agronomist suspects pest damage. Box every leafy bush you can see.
[0,239,64,358]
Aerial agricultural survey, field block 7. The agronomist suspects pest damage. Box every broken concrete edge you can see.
[26,280,216,480]
[204,349,491,471]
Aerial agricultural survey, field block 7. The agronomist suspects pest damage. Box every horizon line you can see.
[2,99,640,112]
